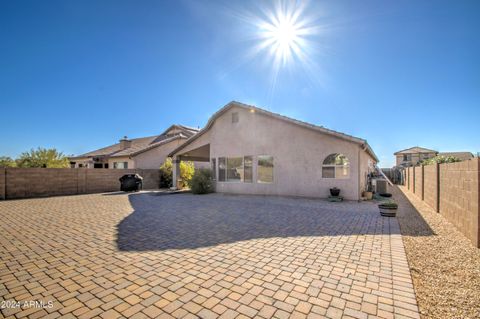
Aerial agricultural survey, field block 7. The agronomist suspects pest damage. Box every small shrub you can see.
[180,161,195,188]
[159,158,173,188]
[421,155,461,165]
[159,158,195,188]
[190,168,214,194]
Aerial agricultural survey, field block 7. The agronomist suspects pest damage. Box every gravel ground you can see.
[392,185,480,319]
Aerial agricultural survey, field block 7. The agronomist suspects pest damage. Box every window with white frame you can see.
[257,155,274,183]
[218,157,226,181]
[244,156,253,183]
[322,154,349,179]
[217,156,254,183]
[113,162,128,169]
[226,157,243,181]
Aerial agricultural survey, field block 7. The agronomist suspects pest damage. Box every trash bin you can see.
[119,174,143,192]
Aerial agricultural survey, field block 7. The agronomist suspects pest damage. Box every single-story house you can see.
[69,125,198,169]
[394,147,474,167]
[169,101,378,200]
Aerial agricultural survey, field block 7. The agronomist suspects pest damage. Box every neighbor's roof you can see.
[70,125,198,159]
[394,146,437,155]
[169,101,379,162]
[438,152,474,160]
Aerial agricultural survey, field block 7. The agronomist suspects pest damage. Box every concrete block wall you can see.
[403,158,480,248]
[407,167,413,190]
[2,168,161,200]
[439,159,479,247]
[84,169,138,194]
[0,168,5,200]
[423,164,439,212]
[414,165,423,199]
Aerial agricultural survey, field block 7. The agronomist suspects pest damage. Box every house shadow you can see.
[116,190,435,252]
[389,185,437,237]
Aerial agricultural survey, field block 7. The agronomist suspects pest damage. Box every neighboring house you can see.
[169,101,378,200]
[394,146,437,167]
[394,147,474,167]
[69,125,198,169]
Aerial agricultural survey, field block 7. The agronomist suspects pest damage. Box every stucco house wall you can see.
[212,107,368,200]
[107,157,135,169]
[359,148,376,194]
[181,105,375,200]
[133,139,185,169]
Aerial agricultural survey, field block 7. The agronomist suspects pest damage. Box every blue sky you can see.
[1,0,479,167]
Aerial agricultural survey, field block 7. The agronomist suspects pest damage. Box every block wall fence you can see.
[403,158,480,248]
[0,168,161,200]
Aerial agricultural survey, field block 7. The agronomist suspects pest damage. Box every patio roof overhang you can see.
[175,143,210,162]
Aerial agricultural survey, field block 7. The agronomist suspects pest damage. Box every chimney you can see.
[119,136,132,150]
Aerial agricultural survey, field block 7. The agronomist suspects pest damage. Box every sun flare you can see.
[255,2,316,70]
[223,1,325,96]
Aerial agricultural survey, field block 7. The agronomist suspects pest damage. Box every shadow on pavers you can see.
[389,185,437,237]
[116,191,435,251]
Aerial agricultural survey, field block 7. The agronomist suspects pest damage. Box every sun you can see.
[270,20,300,55]
[223,1,324,95]
[256,2,313,68]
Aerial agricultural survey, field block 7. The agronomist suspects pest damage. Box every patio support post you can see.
[172,156,181,190]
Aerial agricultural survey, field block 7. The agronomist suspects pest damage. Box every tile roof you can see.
[71,125,197,159]
[394,146,437,155]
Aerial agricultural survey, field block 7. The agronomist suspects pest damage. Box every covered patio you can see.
[172,143,210,188]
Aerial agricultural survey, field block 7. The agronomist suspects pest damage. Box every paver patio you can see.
[0,192,419,319]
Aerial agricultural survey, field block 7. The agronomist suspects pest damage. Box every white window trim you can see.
[321,164,351,179]
[257,155,274,184]
[218,156,244,183]
[216,155,257,184]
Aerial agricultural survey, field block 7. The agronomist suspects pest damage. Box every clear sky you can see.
[1,0,479,167]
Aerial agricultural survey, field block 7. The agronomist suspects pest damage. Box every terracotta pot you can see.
[364,191,373,200]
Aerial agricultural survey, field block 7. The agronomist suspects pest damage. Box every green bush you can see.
[159,158,196,189]
[421,155,461,165]
[159,158,173,188]
[15,148,70,168]
[180,161,195,188]
[190,168,214,194]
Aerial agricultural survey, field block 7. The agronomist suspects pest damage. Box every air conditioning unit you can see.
[375,179,387,194]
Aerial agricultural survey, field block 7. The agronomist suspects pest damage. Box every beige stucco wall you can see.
[182,106,374,200]
[359,147,376,195]
[133,139,186,169]
[107,157,135,169]
[71,157,93,168]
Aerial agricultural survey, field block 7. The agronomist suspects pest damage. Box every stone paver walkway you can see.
[0,193,419,319]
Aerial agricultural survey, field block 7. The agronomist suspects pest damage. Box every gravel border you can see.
[392,185,480,319]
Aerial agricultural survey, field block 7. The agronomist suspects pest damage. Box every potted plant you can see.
[330,187,340,197]
[378,201,398,217]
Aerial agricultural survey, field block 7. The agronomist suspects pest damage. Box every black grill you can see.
[119,174,143,192]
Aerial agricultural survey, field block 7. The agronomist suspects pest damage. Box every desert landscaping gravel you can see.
[393,186,480,319]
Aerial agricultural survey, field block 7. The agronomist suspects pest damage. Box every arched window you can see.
[322,153,350,179]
